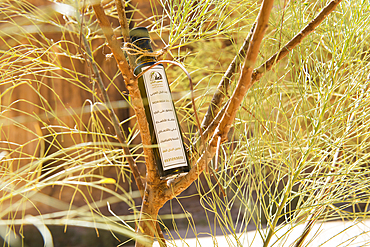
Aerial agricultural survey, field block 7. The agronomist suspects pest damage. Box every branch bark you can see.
[201,23,255,130]
[91,3,168,246]
[115,0,130,42]
[211,0,273,140]
[115,0,136,66]
[91,2,160,184]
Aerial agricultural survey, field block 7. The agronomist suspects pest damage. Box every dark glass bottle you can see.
[129,27,190,179]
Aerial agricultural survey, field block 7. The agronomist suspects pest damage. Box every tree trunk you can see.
[135,184,167,247]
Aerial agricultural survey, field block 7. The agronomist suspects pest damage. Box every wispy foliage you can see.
[1,0,370,246]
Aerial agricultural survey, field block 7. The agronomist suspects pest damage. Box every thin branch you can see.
[199,94,270,149]
[202,100,228,143]
[91,2,161,184]
[294,70,366,247]
[75,3,145,194]
[199,0,342,147]
[252,0,343,83]
[201,23,255,130]
[214,135,222,171]
[210,0,274,145]
[115,0,130,42]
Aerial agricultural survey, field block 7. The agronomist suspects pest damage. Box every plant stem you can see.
[252,0,343,83]
[92,2,170,246]
[201,23,255,130]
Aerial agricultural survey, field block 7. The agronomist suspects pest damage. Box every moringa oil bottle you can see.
[129,27,190,179]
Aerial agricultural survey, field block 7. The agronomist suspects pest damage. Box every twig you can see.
[278,0,289,50]
[215,135,222,172]
[294,153,338,247]
[261,1,343,246]
[200,95,270,148]
[294,65,366,247]
[75,2,145,194]
[202,100,228,143]
[252,0,343,83]
[201,23,256,130]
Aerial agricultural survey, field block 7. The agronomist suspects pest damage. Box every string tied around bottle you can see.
[122,40,166,64]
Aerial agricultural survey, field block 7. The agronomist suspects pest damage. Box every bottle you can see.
[129,27,191,179]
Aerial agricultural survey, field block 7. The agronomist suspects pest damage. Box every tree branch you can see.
[91,3,160,185]
[252,0,343,83]
[78,4,146,194]
[201,23,255,130]
[210,0,273,141]
[115,0,130,42]
[198,0,343,148]
[92,3,170,245]
[81,32,145,192]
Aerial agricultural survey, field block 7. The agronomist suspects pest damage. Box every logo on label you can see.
[150,71,163,82]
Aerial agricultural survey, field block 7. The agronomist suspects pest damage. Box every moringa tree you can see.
[1,0,370,246]
[90,0,345,246]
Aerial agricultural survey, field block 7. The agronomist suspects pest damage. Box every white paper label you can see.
[142,65,188,171]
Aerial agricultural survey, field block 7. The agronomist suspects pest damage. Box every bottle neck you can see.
[132,38,157,66]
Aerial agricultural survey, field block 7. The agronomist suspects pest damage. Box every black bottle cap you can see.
[129,27,150,43]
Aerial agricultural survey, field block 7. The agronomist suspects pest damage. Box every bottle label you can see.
[142,66,188,171]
